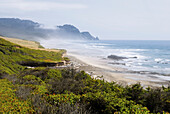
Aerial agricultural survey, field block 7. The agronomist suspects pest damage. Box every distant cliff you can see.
[0,18,99,41]
[0,18,47,40]
[56,24,99,40]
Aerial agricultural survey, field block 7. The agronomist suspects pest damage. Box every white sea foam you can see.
[153,66,159,68]
[165,68,170,70]
[155,58,162,62]
[165,59,170,62]
[137,63,143,66]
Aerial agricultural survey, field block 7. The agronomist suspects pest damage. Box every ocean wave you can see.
[154,58,162,62]
[41,39,170,79]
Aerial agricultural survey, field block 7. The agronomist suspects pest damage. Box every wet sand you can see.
[66,53,170,88]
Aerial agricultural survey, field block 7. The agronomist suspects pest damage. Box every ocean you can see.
[40,39,170,81]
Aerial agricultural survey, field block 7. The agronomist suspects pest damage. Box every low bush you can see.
[0,79,34,113]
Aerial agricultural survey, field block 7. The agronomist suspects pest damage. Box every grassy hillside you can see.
[1,36,43,49]
[0,38,169,113]
[0,38,65,75]
[1,36,62,52]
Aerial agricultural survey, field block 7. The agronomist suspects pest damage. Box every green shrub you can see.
[124,83,145,104]
[22,75,45,85]
[144,88,170,113]
[81,92,150,114]
[0,79,34,113]
[47,69,62,80]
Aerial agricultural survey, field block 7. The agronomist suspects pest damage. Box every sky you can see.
[0,0,170,40]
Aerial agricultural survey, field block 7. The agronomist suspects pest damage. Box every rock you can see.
[107,55,127,60]
[108,62,126,65]
[129,56,138,59]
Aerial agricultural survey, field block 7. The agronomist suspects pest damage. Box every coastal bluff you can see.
[0,36,69,68]
[0,36,169,113]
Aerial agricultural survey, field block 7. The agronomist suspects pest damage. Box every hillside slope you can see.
[1,36,62,53]
[1,36,44,49]
[0,38,169,113]
[0,37,65,75]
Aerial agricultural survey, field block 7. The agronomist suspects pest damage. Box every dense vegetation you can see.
[0,38,65,75]
[0,38,169,113]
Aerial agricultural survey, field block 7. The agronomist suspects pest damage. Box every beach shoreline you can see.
[66,53,170,88]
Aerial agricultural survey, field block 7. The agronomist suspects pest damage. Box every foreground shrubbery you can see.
[0,38,169,113]
[0,79,34,113]
[1,68,169,113]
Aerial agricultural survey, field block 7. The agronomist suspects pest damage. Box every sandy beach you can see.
[66,53,170,88]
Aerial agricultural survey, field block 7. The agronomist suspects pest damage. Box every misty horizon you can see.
[0,0,170,40]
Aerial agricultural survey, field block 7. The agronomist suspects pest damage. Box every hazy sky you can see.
[0,0,170,40]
